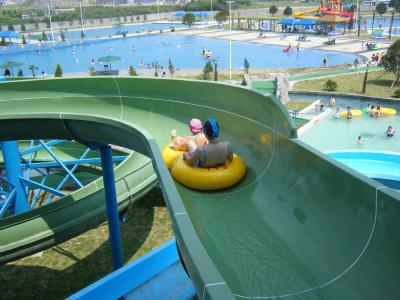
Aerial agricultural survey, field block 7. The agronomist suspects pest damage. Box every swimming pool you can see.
[60,22,187,41]
[0,34,358,75]
[294,94,400,153]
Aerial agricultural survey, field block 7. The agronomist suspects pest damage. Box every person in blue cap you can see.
[184,118,233,168]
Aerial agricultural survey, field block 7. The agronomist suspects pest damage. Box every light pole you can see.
[48,0,55,44]
[227,1,233,80]
[156,0,160,22]
[210,0,213,24]
[79,0,85,35]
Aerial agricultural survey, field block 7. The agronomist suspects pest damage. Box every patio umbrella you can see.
[0,31,20,39]
[97,55,121,70]
[174,11,185,17]
[0,60,24,76]
[277,18,296,26]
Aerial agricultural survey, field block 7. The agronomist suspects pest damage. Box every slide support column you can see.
[100,145,124,271]
[1,141,28,214]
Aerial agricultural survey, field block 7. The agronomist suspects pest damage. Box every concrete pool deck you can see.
[175,28,392,60]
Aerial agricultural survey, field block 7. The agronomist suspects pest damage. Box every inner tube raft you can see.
[171,154,246,191]
[361,107,397,116]
[381,107,397,116]
[161,145,185,170]
[341,109,362,118]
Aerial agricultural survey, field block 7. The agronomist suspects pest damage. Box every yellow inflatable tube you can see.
[381,107,397,116]
[171,154,246,191]
[161,145,185,170]
[341,109,362,118]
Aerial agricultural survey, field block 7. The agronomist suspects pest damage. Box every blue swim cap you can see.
[204,118,219,139]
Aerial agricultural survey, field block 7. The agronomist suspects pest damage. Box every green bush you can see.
[128,66,137,76]
[202,60,213,80]
[323,79,338,91]
[54,64,63,77]
[0,37,7,46]
[393,89,400,98]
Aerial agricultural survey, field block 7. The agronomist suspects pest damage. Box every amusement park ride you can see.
[293,0,355,21]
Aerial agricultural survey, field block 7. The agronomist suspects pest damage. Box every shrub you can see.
[54,64,63,77]
[182,13,195,27]
[323,79,338,91]
[128,66,137,76]
[88,67,96,76]
[17,69,24,77]
[393,89,400,98]
[202,60,213,80]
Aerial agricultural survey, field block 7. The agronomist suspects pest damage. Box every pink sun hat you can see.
[189,118,203,134]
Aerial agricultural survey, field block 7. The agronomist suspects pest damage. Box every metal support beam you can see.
[21,156,127,169]
[1,141,28,214]
[20,177,65,197]
[100,145,124,270]
[39,140,84,188]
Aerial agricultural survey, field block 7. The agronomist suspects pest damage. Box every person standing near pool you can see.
[385,126,396,137]
[329,97,336,107]
[323,56,328,66]
[346,106,353,119]
[184,119,233,168]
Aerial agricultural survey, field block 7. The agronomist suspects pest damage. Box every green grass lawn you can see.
[293,70,400,99]
[285,101,311,111]
[0,188,173,300]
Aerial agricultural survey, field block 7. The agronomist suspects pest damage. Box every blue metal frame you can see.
[100,145,124,271]
[0,139,127,218]
[1,141,28,214]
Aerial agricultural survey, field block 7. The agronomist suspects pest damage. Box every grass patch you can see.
[293,70,399,98]
[285,101,311,111]
[0,188,173,300]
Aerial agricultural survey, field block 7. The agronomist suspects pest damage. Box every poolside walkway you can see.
[171,29,392,60]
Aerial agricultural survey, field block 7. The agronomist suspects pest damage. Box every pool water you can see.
[295,95,400,153]
[60,22,187,41]
[0,34,358,75]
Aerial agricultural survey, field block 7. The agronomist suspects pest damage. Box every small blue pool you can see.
[0,34,358,75]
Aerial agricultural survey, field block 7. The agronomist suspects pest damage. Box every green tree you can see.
[202,60,213,80]
[376,3,387,15]
[215,11,228,23]
[323,79,337,91]
[29,64,37,77]
[269,5,278,16]
[212,59,218,81]
[0,37,6,46]
[151,61,161,77]
[21,24,26,32]
[8,24,15,31]
[17,69,24,77]
[168,59,175,78]
[389,0,399,7]
[128,66,137,76]
[54,64,63,77]
[22,35,26,45]
[243,57,250,74]
[283,6,293,16]
[182,12,195,27]
[42,31,48,41]
[381,39,400,87]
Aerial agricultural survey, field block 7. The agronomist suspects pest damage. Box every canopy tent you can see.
[174,11,210,17]
[97,56,121,70]
[317,14,349,23]
[0,60,24,76]
[295,19,317,26]
[277,18,296,26]
[174,11,185,17]
[0,31,20,39]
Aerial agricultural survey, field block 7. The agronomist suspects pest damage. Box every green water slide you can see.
[0,78,399,299]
